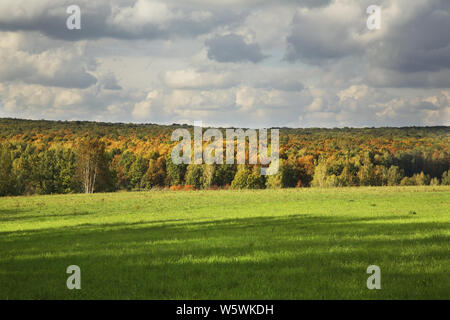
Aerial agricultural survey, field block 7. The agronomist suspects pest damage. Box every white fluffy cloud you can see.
[0,32,96,88]
[132,90,159,119]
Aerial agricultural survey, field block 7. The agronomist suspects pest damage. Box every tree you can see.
[266,173,282,189]
[165,154,186,186]
[358,163,375,186]
[441,170,450,185]
[117,151,135,189]
[0,145,15,196]
[296,155,315,187]
[231,165,250,189]
[202,164,216,189]
[311,162,327,187]
[246,166,265,189]
[55,148,77,193]
[76,139,107,194]
[130,155,148,190]
[185,164,204,189]
[266,160,299,188]
[145,157,166,188]
[338,163,358,186]
[430,177,440,186]
[36,150,58,194]
[386,166,403,186]
[214,164,236,187]
[325,174,339,187]
[400,176,416,186]
[413,172,430,186]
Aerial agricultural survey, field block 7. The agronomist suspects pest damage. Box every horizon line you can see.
[1,117,449,131]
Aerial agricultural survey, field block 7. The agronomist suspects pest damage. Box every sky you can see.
[0,0,449,128]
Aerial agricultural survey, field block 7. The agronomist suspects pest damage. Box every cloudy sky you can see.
[0,0,449,128]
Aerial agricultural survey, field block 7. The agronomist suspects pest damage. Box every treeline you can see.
[0,118,449,196]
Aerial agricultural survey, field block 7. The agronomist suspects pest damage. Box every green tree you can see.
[214,164,236,187]
[311,162,327,187]
[358,163,375,186]
[387,166,403,186]
[185,164,204,189]
[76,139,108,194]
[246,166,265,189]
[231,165,250,189]
[338,163,358,186]
[202,164,216,189]
[145,157,166,188]
[130,155,148,190]
[266,160,299,188]
[165,154,186,186]
[0,145,15,196]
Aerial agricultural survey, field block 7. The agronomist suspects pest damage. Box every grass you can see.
[0,186,449,300]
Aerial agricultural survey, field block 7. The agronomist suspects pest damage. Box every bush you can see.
[430,177,440,186]
[442,170,450,185]
[400,177,416,186]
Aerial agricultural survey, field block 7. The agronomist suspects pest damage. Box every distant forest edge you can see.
[0,118,449,196]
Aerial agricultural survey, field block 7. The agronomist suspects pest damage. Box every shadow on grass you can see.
[0,214,449,299]
[0,211,98,222]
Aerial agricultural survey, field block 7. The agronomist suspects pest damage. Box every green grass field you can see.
[0,187,449,300]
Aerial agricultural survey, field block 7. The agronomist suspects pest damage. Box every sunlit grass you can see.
[0,186,449,299]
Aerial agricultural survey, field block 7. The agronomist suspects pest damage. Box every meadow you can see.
[0,187,449,300]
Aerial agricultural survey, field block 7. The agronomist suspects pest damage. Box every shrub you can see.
[183,184,195,191]
[442,170,450,185]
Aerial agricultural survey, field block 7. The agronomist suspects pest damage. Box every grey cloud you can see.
[284,1,366,63]
[36,71,97,89]
[205,34,266,63]
[0,0,449,128]
[0,48,97,89]
[253,77,304,92]
[367,1,450,74]
[285,0,450,89]
[101,73,122,91]
[366,67,450,89]
[0,0,243,41]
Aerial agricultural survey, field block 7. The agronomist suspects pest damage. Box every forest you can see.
[0,118,449,196]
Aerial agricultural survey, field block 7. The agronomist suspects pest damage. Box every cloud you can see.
[161,69,236,89]
[0,31,97,89]
[0,83,84,117]
[100,72,122,90]
[0,0,449,128]
[285,0,450,88]
[252,74,304,92]
[132,90,159,119]
[205,34,266,63]
[285,2,364,63]
[0,0,241,41]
